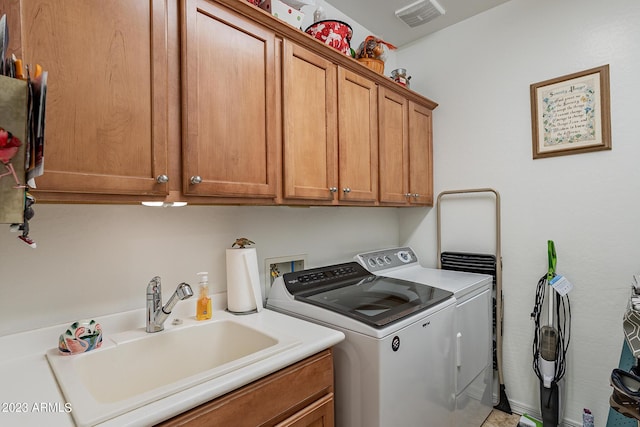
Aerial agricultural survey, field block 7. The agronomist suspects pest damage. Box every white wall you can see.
[0,205,400,337]
[397,0,640,424]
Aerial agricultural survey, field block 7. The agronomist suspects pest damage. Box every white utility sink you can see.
[47,318,300,427]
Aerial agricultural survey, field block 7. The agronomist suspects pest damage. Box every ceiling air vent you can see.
[395,0,446,28]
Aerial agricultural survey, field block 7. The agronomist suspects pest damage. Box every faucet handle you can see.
[147,276,162,295]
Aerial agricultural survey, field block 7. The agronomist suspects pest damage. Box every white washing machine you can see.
[356,247,494,427]
[266,261,456,427]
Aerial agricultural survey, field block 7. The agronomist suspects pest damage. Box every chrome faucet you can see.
[146,276,194,333]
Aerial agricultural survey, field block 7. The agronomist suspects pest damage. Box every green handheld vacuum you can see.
[531,241,571,426]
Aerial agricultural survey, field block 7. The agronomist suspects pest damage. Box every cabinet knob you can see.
[156,174,169,184]
[190,176,203,185]
[343,187,351,194]
[329,187,338,193]
[404,193,412,198]
[413,193,420,198]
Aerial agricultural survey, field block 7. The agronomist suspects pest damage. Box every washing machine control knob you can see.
[397,250,412,263]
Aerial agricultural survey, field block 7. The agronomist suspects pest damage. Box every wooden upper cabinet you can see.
[408,101,434,205]
[19,0,169,197]
[379,88,434,206]
[181,0,277,198]
[337,68,378,203]
[5,0,436,205]
[282,40,338,202]
[378,87,409,204]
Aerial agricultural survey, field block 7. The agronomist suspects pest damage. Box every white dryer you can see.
[356,247,494,427]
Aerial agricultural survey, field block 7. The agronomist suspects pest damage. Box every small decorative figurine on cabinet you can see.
[232,237,255,249]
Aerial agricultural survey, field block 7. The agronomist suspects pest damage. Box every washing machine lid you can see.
[282,262,453,328]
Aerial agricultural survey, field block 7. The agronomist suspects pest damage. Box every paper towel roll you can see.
[226,248,263,313]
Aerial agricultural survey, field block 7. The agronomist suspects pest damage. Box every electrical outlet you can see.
[264,254,307,296]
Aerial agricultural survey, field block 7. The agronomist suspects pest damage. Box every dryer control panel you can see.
[355,247,419,273]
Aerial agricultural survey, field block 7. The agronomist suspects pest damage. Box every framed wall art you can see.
[530,65,611,159]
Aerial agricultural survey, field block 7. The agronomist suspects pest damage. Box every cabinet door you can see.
[156,350,334,427]
[282,40,338,202]
[182,0,277,198]
[275,393,334,427]
[378,87,409,204]
[20,0,169,197]
[337,68,378,203]
[408,101,434,205]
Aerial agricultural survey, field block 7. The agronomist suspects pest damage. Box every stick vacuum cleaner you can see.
[531,241,571,427]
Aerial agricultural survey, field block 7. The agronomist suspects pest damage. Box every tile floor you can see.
[481,410,521,427]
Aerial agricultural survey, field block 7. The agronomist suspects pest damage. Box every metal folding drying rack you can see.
[436,188,511,414]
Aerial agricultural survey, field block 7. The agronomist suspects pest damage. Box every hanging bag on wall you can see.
[0,74,28,224]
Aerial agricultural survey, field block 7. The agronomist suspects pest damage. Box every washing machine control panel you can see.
[355,247,419,273]
[282,262,369,295]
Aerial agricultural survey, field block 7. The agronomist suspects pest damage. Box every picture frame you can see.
[530,65,611,159]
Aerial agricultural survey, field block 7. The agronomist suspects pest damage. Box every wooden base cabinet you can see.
[156,349,334,427]
[275,393,334,427]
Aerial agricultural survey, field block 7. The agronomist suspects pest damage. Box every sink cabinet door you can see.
[10,0,169,199]
[156,349,334,427]
[282,41,338,203]
[275,393,334,427]
[181,0,277,199]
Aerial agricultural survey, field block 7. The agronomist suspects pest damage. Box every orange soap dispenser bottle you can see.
[196,272,212,320]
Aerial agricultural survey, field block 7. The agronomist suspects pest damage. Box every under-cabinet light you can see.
[141,201,188,207]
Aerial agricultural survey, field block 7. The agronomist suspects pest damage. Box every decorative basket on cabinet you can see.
[357,57,384,73]
[355,35,396,75]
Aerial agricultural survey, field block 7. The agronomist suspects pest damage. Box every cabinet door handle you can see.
[156,174,169,184]
[404,193,411,198]
[329,187,338,193]
[190,176,203,185]
[413,193,420,198]
[343,187,351,194]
